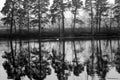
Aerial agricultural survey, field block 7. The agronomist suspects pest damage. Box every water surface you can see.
[0,39,120,80]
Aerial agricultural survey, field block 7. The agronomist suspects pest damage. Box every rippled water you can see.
[0,39,120,80]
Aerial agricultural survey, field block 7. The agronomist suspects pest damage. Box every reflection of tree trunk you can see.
[59,41,61,59]
[118,39,120,48]
[7,40,10,51]
[63,41,65,75]
[110,40,112,61]
[73,41,78,65]
[62,41,65,63]
[117,19,119,28]
[19,39,22,52]
[28,40,32,80]
[91,39,94,80]
[10,39,15,67]
[15,39,17,56]
[96,41,99,70]
[91,40,94,67]
[39,38,41,77]
[99,40,103,69]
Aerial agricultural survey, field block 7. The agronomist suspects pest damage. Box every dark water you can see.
[0,39,120,80]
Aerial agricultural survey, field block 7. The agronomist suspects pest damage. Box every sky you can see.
[0,0,5,11]
[0,0,5,17]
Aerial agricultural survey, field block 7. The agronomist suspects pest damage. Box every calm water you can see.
[0,39,120,80]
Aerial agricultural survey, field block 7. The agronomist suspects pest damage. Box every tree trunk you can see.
[14,20,16,33]
[38,0,42,77]
[58,19,61,38]
[10,1,14,37]
[90,0,94,35]
[61,0,65,38]
[28,12,30,34]
[98,13,101,32]
[19,0,21,34]
[73,7,77,35]
[38,0,41,37]
[95,1,100,33]
[109,15,112,31]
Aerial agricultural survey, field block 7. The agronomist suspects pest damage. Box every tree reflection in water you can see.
[72,41,84,76]
[87,40,109,80]
[2,40,51,80]
[51,41,69,80]
[114,47,120,73]
[2,39,120,80]
[95,40,109,80]
[51,41,84,80]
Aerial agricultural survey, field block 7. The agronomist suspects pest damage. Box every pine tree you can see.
[71,0,83,35]
[113,1,120,28]
[50,0,70,38]
[1,0,16,35]
[95,0,108,32]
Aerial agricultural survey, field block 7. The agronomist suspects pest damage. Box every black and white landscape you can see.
[0,0,120,80]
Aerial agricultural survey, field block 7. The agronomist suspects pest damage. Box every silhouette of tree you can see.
[51,47,71,80]
[72,41,84,76]
[86,56,95,76]
[95,40,109,79]
[86,40,95,76]
[112,3,120,28]
[71,0,83,34]
[2,40,26,80]
[95,0,108,32]
[50,0,71,38]
[1,0,16,35]
[86,40,109,79]
[30,0,50,35]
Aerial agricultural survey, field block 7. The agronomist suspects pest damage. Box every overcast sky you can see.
[0,0,5,11]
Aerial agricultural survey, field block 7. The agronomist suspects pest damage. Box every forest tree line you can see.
[1,0,120,37]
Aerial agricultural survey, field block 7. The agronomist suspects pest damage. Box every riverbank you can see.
[0,27,120,39]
